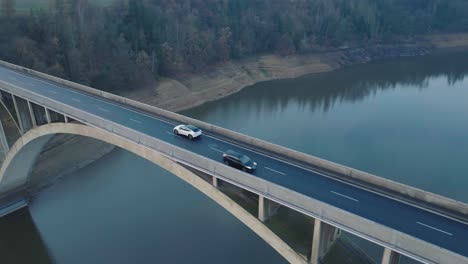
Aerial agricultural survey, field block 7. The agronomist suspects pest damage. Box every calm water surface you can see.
[29,149,287,264]
[2,50,467,263]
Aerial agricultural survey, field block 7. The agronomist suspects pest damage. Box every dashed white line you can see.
[330,191,359,202]
[28,83,35,87]
[416,222,453,236]
[98,107,110,112]
[130,118,142,124]
[48,90,57,94]
[72,98,80,102]
[210,147,224,153]
[166,131,175,135]
[264,167,286,175]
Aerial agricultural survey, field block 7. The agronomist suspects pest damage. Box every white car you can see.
[173,124,202,140]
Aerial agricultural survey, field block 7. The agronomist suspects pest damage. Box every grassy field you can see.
[2,0,116,14]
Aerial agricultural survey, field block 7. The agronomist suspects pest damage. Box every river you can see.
[1,49,468,263]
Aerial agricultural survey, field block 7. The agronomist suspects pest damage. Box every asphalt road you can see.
[0,66,467,259]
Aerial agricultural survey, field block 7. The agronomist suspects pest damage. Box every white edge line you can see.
[72,98,80,102]
[331,191,359,202]
[264,166,286,175]
[416,222,453,236]
[0,69,467,226]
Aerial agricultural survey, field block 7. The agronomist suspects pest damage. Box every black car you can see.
[222,149,257,172]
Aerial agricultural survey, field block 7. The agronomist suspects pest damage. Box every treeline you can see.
[0,0,467,91]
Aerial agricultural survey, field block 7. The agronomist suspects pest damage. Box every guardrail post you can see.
[381,248,400,264]
[27,101,37,127]
[310,219,340,264]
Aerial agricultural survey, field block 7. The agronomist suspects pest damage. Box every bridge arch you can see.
[0,122,306,264]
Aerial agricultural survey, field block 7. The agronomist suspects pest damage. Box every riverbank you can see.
[122,33,468,112]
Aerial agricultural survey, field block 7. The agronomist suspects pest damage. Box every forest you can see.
[0,0,467,91]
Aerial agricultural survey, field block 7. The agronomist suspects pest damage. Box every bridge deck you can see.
[0,65,467,260]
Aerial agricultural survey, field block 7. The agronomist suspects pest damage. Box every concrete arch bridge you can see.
[0,60,467,264]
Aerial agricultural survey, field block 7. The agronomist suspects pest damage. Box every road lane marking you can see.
[330,191,359,202]
[48,90,57,94]
[72,98,80,102]
[28,83,35,87]
[264,167,286,175]
[210,147,224,153]
[2,69,467,226]
[166,131,175,135]
[416,222,453,236]
[98,107,110,112]
[130,118,142,124]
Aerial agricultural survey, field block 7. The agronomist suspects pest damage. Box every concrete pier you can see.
[27,101,37,127]
[382,248,400,264]
[0,119,9,153]
[31,104,48,125]
[310,219,340,264]
[258,195,280,222]
[45,108,51,124]
[212,176,218,187]
[12,96,33,133]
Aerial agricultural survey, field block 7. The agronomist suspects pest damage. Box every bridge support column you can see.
[310,219,340,264]
[27,101,37,127]
[381,248,400,264]
[12,95,33,133]
[0,119,9,153]
[212,176,218,187]
[45,108,51,124]
[64,115,69,123]
[258,195,280,222]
